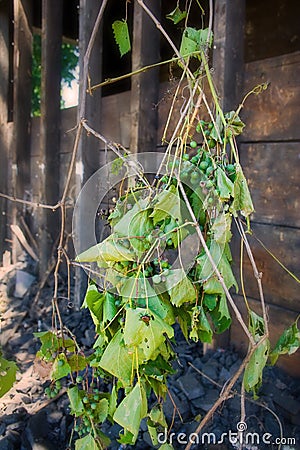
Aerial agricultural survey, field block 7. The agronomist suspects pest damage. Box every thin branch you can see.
[235,218,269,337]
[184,342,263,450]
[0,192,58,210]
[178,181,255,346]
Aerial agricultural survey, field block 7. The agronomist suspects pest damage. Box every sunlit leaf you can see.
[0,355,17,397]
[113,382,147,440]
[99,330,133,386]
[68,386,85,417]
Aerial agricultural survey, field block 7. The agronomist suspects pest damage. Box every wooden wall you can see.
[230,51,300,376]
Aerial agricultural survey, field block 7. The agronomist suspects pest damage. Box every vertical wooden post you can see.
[212,0,246,349]
[8,0,33,263]
[212,0,245,111]
[74,0,103,307]
[38,0,62,275]
[130,0,161,158]
[0,0,12,262]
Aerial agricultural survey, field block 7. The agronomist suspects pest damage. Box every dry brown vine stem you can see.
[235,217,269,337]
[184,337,267,450]
[188,361,284,444]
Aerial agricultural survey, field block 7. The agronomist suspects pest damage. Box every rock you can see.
[0,436,14,450]
[0,421,6,436]
[14,270,35,298]
[178,373,205,400]
[163,391,191,422]
[192,388,219,412]
[218,366,231,383]
[23,410,56,450]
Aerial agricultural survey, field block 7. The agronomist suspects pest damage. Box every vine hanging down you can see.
[32,2,300,449]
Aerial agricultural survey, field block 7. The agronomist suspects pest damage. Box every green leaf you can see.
[150,186,181,225]
[112,20,131,57]
[99,330,133,386]
[166,6,187,24]
[82,284,105,328]
[203,294,217,311]
[179,27,213,61]
[159,444,175,450]
[128,208,154,255]
[210,293,231,333]
[230,165,254,217]
[51,354,71,380]
[148,421,158,446]
[166,272,196,307]
[243,339,269,395]
[190,306,213,343]
[34,330,59,361]
[113,382,147,441]
[149,404,167,428]
[211,212,232,244]
[108,385,118,419]
[269,319,300,365]
[68,354,87,372]
[249,310,265,341]
[0,355,17,397]
[75,234,136,264]
[103,292,117,324]
[68,386,85,416]
[123,308,174,361]
[216,167,234,200]
[97,398,109,423]
[75,433,101,450]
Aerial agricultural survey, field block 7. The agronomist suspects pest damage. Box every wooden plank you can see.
[240,142,300,228]
[213,0,245,111]
[9,0,33,263]
[212,0,245,349]
[245,0,300,63]
[241,51,300,141]
[130,0,160,155]
[38,0,63,274]
[231,222,300,312]
[230,295,300,377]
[0,0,11,262]
[74,0,103,307]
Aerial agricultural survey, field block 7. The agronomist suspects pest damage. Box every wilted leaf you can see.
[75,235,136,263]
[123,308,174,360]
[99,330,133,386]
[210,293,231,333]
[230,165,254,217]
[270,320,300,365]
[216,167,234,200]
[211,212,232,244]
[166,6,187,24]
[166,273,196,307]
[243,339,269,395]
[113,382,147,440]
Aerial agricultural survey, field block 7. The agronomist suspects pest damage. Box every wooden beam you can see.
[0,0,12,262]
[38,0,62,275]
[8,0,33,263]
[212,0,245,111]
[74,0,103,308]
[212,0,246,349]
[130,0,160,156]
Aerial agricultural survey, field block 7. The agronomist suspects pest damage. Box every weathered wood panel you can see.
[230,295,300,377]
[130,0,160,156]
[231,222,300,312]
[241,51,300,141]
[0,0,11,260]
[240,142,300,228]
[38,0,63,274]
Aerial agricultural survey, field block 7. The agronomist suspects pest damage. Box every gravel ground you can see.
[0,258,299,450]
